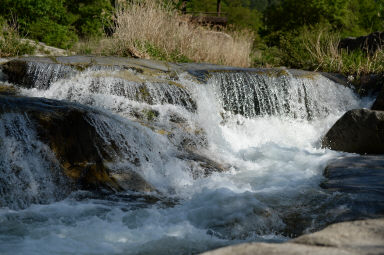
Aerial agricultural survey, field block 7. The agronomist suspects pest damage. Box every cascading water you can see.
[210,69,360,119]
[0,62,373,255]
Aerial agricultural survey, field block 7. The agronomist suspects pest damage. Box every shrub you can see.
[28,18,78,49]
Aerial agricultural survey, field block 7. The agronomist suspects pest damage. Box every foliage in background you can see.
[186,0,263,32]
[0,0,112,48]
[0,0,384,74]
[65,0,113,37]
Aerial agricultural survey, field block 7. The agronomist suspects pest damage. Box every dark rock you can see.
[372,85,384,110]
[322,109,384,154]
[339,31,384,55]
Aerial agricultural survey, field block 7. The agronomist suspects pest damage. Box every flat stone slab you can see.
[321,155,384,195]
[201,218,384,255]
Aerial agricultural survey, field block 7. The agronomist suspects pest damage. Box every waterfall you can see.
[209,69,360,120]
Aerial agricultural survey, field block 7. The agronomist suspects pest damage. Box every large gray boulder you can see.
[322,109,384,154]
[201,218,384,255]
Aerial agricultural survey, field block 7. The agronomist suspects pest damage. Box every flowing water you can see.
[0,64,373,255]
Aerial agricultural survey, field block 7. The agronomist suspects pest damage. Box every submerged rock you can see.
[201,218,384,255]
[322,109,384,154]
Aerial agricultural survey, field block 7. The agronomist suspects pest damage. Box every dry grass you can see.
[110,0,253,67]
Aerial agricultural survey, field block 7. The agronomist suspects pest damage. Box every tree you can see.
[0,0,78,48]
[64,0,113,38]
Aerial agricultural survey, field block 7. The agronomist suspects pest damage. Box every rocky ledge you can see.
[201,218,384,255]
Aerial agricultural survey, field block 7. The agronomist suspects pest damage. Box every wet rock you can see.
[339,31,384,55]
[0,94,155,193]
[320,155,384,220]
[201,218,384,255]
[177,151,229,178]
[322,109,384,154]
[321,155,384,195]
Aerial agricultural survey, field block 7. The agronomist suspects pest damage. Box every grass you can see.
[109,0,253,67]
[0,23,36,57]
[253,26,384,76]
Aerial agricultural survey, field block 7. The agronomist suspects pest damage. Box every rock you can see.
[0,94,155,193]
[177,151,229,178]
[372,85,384,110]
[322,109,384,154]
[321,155,384,195]
[339,31,384,55]
[200,218,384,255]
[320,155,384,220]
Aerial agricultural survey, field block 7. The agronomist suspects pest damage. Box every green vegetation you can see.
[0,0,383,74]
[0,0,112,48]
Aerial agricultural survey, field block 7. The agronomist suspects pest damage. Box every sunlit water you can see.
[0,68,373,255]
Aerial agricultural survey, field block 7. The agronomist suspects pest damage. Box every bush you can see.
[28,18,78,49]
